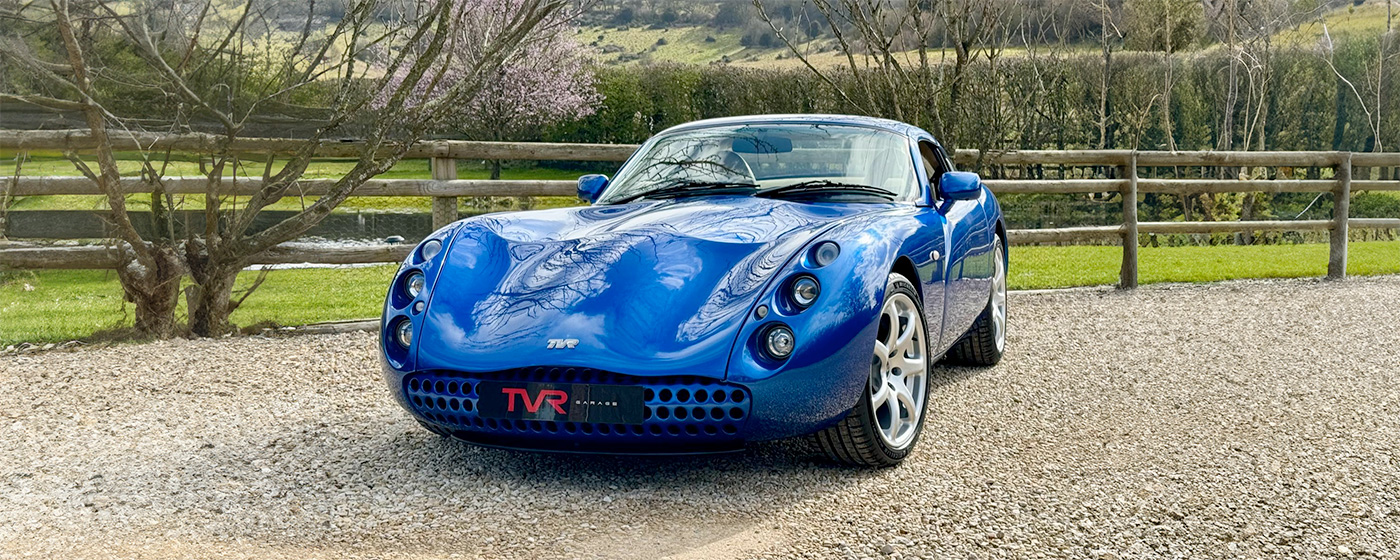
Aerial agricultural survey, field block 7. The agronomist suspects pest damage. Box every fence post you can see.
[430,155,458,231]
[1327,152,1352,279]
[1119,153,1139,289]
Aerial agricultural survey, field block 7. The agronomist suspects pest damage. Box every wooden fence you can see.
[3,131,1399,289]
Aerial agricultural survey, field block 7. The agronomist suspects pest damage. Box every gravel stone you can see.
[2,276,1399,559]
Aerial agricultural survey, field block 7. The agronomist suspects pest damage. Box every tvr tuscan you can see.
[380,115,1007,467]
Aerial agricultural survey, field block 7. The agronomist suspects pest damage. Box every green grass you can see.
[0,153,590,213]
[583,25,750,65]
[1010,240,1400,289]
[2,241,1397,346]
[580,24,1096,69]
[1277,2,1394,44]
[0,265,396,346]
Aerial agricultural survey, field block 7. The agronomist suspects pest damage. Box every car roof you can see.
[657,114,931,140]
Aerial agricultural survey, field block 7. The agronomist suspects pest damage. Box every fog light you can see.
[405,271,425,298]
[791,276,819,308]
[395,319,413,347]
[764,324,795,360]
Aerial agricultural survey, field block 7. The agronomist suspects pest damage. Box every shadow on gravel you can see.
[403,430,854,484]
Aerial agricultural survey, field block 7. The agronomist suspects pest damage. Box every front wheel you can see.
[944,235,1007,366]
[815,273,931,467]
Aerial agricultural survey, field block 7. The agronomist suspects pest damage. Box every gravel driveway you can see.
[3,277,1399,559]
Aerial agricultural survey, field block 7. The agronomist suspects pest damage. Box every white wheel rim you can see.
[869,291,928,449]
[991,241,1007,353]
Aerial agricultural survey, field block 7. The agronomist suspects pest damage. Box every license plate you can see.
[476,381,645,424]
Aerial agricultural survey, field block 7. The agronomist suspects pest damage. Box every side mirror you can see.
[577,174,609,203]
[938,171,982,201]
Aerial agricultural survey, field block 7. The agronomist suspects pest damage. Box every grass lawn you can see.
[0,153,593,213]
[2,241,1397,346]
[0,265,397,346]
[1011,240,1400,288]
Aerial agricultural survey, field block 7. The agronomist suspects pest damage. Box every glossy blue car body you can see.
[381,114,1005,452]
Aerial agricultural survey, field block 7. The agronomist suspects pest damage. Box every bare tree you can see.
[1319,21,1393,154]
[1093,0,1124,149]
[1124,0,1202,151]
[750,0,1017,150]
[0,0,568,337]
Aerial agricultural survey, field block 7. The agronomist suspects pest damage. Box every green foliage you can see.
[712,2,749,29]
[1123,0,1206,53]
[547,38,1395,154]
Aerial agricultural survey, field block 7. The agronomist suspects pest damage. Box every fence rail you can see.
[4,131,1399,288]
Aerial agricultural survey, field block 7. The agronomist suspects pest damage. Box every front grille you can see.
[405,367,751,441]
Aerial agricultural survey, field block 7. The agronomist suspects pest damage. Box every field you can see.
[1,153,586,213]
[580,2,1390,70]
[579,24,1095,70]
[3,241,1398,346]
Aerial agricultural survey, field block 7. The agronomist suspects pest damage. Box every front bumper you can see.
[392,366,756,453]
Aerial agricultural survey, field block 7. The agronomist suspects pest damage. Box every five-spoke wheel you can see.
[868,289,928,449]
[816,273,931,467]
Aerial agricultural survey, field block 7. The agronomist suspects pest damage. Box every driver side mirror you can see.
[938,171,983,201]
[577,174,609,203]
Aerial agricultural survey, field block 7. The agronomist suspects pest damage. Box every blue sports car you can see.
[381,115,1007,466]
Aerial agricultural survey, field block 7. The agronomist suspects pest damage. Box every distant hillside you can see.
[577,0,1395,70]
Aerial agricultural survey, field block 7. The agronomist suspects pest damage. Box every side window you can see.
[917,141,945,185]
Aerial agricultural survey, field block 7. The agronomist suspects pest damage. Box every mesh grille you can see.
[405,367,750,440]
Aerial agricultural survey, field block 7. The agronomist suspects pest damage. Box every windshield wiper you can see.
[757,180,898,201]
[611,180,759,204]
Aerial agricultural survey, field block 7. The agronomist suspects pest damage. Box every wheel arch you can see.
[890,255,921,303]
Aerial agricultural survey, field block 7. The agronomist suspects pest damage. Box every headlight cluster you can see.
[393,272,425,348]
[387,236,447,354]
[757,241,840,362]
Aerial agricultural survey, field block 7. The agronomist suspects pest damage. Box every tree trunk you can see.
[1099,28,1113,149]
[188,267,239,337]
[185,242,242,337]
[116,245,184,338]
[1161,51,1177,151]
[1332,77,1348,150]
[1239,192,1256,245]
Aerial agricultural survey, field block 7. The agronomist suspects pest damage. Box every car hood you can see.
[415,196,885,377]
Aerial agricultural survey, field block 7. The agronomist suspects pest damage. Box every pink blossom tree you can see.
[379,0,600,180]
[465,31,601,179]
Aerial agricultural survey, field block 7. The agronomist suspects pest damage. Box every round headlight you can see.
[419,239,442,262]
[812,241,840,267]
[763,324,795,360]
[791,276,819,308]
[394,319,413,347]
[405,271,425,298]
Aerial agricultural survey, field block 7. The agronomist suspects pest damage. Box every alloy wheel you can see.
[868,292,928,449]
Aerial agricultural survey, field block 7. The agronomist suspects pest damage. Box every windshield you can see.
[599,123,919,204]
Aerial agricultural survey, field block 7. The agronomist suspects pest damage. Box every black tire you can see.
[944,236,1007,367]
[815,273,931,468]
